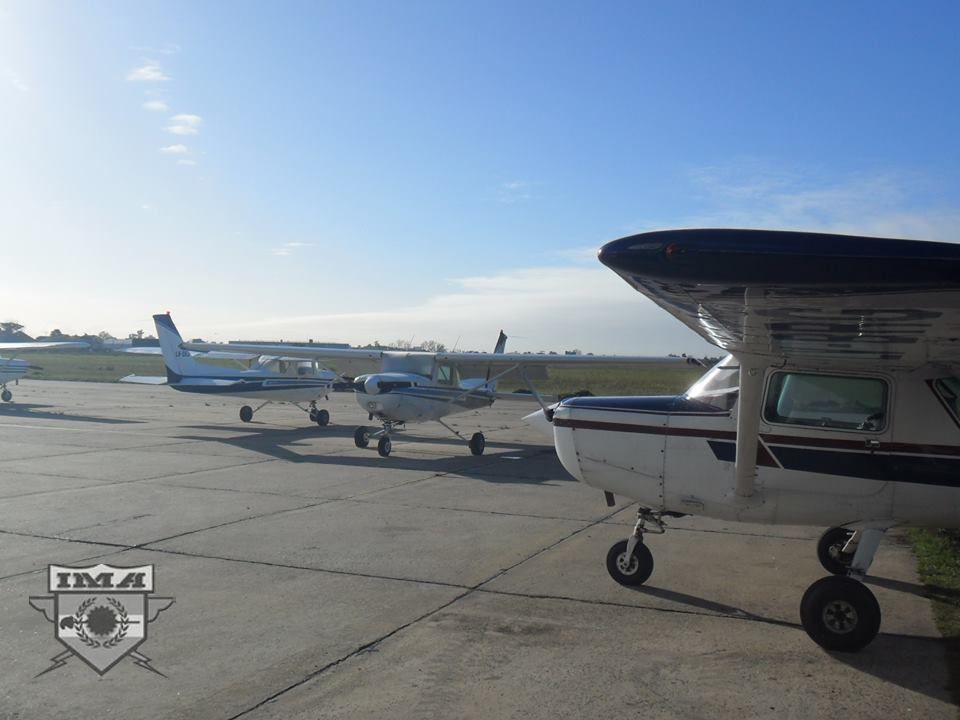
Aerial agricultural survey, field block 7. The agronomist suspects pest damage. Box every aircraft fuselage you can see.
[553,358,960,528]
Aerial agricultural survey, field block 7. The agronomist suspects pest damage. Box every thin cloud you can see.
[219,265,716,355]
[127,61,169,82]
[142,100,168,112]
[166,113,203,135]
[159,144,189,155]
[6,68,28,92]
[176,159,197,166]
[679,161,960,242]
[270,242,313,256]
[498,180,535,204]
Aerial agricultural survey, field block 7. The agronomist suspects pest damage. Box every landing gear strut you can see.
[354,422,402,457]
[437,418,485,456]
[801,527,885,652]
[307,402,330,427]
[605,508,665,586]
[239,401,270,423]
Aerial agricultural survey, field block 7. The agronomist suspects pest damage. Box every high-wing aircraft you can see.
[121,314,338,425]
[0,341,89,402]
[184,331,698,457]
[536,227,960,652]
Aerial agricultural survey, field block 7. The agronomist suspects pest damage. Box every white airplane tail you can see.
[485,330,508,391]
[153,313,209,382]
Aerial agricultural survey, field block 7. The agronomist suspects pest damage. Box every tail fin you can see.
[153,313,206,382]
[485,330,508,390]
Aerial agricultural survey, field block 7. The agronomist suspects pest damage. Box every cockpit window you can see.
[684,356,739,411]
[763,372,887,431]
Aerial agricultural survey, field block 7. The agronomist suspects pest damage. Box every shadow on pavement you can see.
[0,404,145,425]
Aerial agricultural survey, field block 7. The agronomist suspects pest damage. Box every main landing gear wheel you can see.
[377,436,392,457]
[800,575,881,652]
[469,432,485,456]
[239,405,253,423]
[818,527,856,575]
[606,539,654,586]
[309,408,318,422]
[354,427,370,448]
[1,389,11,403]
[315,409,330,426]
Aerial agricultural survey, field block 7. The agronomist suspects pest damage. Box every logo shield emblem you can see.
[30,564,174,677]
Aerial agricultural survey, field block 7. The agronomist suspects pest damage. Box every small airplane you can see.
[184,329,698,457]
[0,340,89,402]
[534,227,960,652]
[121,313,338,425]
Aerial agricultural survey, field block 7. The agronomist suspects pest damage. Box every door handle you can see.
[865,439,881,450]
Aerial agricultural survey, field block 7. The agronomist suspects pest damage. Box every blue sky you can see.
[3,1,959,353]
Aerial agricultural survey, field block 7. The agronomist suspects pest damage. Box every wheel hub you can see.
[616,552,639,575]
[822,600,858,634]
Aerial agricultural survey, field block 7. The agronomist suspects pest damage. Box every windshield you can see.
[684,354,739,411]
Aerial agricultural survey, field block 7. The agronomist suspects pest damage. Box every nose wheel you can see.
[1,387,11,403]
[309,406,330,426]
[605,508,665,586]
[606,539,654,586]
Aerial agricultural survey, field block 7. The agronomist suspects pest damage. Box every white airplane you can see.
[121,313,338,425]
[0,340,89,402]
[534,227,960,652]
[184,331,699,457]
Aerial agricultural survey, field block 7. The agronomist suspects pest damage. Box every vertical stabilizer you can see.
[153,313,207,382]
[485,330,508,389]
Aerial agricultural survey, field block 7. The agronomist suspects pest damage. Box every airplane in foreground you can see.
[184,330,699,457]
[0,340,89,402]
[121,314,338,425]
[534,227,960,652]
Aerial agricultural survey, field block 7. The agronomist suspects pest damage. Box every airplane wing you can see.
[0,341,89,351]
[123,346,261,361]
[598,228,960,370]
[180,343,383,376]
[435,351,701,368]
[181,343,696,371]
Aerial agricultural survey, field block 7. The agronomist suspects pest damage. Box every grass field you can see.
[16,351,707,396]
[21,351,165,383]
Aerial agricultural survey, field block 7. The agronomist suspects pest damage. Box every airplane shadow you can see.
[866,574,960,604]
[627,583,957,704]
[173,424,571,485]
[0,403,145,425]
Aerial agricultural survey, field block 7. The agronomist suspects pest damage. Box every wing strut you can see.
[734,355,766,498]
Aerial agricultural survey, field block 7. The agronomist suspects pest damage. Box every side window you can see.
[763,372,887,431]
[437,365,452,385]
[932,378,960,423]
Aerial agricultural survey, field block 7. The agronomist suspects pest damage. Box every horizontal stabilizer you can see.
[119,375,168,385]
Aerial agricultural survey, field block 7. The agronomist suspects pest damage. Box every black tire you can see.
[354,427,370,448]
[818,527,855,575]
[800,575,881,652]
[605,539,654,586]
[316,409,330,426]
[377,436,392,457]
[1,389,11,403]
[239,405,253,423]
[309,408,318,421]
[469,432,485,456]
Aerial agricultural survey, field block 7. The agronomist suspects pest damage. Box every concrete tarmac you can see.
[0,380,954,719]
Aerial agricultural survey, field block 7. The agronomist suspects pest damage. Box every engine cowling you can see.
[355,373,415,395]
